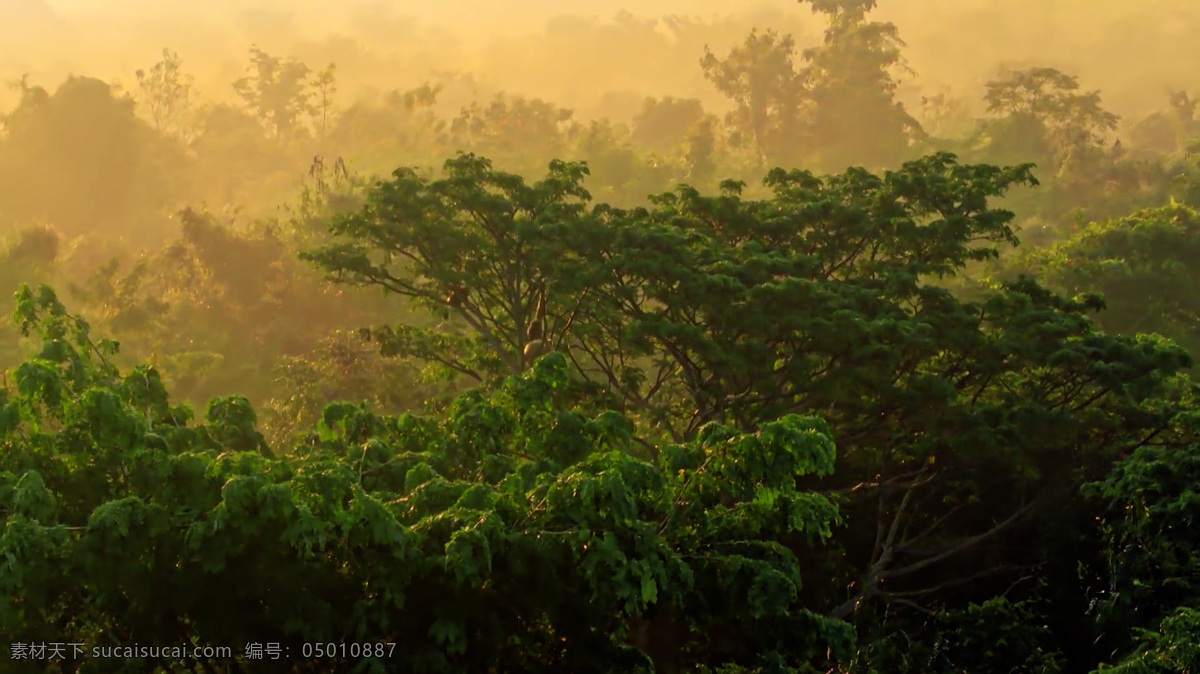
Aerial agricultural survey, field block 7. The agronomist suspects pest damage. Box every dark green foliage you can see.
[5,16,1200,665]
[1085,428,1200,668]
[301,153,595,379]
[7,11,1200,666]
[850,597,1066,673]
[1096,607,1200,673]
[1,289,851,672]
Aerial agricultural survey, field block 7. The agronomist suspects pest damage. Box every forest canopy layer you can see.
[5,1,1200,672]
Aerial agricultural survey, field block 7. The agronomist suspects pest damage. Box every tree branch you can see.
[882,500,1035,580]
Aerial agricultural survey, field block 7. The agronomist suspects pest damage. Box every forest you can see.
[5,0,1200,672]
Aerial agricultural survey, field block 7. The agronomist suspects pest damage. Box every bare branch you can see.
[882,501,1036,580]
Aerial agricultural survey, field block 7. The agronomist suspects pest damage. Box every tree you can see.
[984,68,1118,145]
[1128,90,1200,155]
[232,46,316,140]
[0,76,181,235]
[980,67,1119,171]
[630,96,706,153]
[1084,430,1200,671]
[683,115,720,185]
[795,0,924,169]
[308,151,1200,671]
[560,158,1193,650]
[302,154,601,382]
[47,205,362,409]
[0,226,60,367]
[134,48,195,140]
[446,94,574,170]
[566,119,669,205]
[330,82,442,158]
[700,28,805,167]
[1094,608,1200,673]
[701,1,923,171]
[259,326,450,448]
[847,596,1066,672]
[918,89,974,140]
[309,62,338,141]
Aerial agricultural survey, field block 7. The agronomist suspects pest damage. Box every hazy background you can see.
[5,0,1199,123]
[2,0,1198,420]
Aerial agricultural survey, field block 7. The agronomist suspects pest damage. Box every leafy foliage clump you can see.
[1013,203,1200,356]
[1,285,851,673]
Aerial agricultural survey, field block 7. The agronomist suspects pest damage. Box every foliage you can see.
[983,67,1119,149]
[301,153,595,379]
[7,11,1200,670]
[445,94,574,174]
[1084,428,1200,666]
[683,115,721,186]
[701,1,922,171]
[260,328,453,448]
[59,207,370,407]
[631,97,706,153]
[328,82,444,168]
[1011,203,1200,356]
[1094,607,1200,673]
[0,226,61,369]
[310,63,338,141]
[847,596,1066,673]
[2,287,853,672]
[1127,91,1200,156]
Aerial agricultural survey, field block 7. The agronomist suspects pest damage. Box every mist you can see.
[6,0,1199,120]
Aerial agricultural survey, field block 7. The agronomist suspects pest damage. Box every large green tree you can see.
[306,151,1200,671]
[301,154,595,382]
